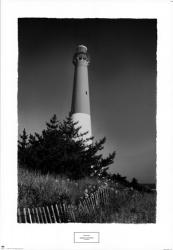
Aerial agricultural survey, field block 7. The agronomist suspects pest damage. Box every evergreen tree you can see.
[130,177,143,191]
[111,173,130,186]
[18,128,28,166]
[18,115,116,179]
[131,177,138,187]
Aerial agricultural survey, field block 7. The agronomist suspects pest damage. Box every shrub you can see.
[18,115,115,180]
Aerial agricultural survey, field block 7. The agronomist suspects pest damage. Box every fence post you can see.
[35,207,40,223]
[55,204,61,223]
[28,208,32,223]
[69,204,76,222]
[23,208,27,223]
[17,208,22,223]
[51,205,57,223]
[62,203,67,222]
[31,208,36,223]
[46,206,52,223]
[42,207,48,223]
[83,199,90,215]
[38,207,44,223]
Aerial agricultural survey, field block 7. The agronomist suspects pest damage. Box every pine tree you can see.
[131,177,139,188]
[111,173,130,186]
[18,115,116,179]
[18,128,28,166]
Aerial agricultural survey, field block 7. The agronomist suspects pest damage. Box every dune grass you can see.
[18,167,156,223]
[18,167,103,208]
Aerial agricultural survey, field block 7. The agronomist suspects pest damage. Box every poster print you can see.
[1,1,173,250]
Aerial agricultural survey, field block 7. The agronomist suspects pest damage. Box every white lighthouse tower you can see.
[71,45,92,142]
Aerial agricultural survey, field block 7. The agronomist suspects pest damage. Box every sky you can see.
[18,18,156,183]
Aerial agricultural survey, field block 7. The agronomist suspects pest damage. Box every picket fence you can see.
[17,187,116,223]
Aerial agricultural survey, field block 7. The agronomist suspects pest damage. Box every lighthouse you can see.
[70,45,92,142]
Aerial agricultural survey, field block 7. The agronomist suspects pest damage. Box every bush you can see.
[18,115,115,179]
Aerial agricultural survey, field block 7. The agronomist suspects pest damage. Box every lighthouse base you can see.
[71,113,92,143]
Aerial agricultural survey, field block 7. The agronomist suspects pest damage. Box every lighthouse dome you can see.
[76,45,87,54]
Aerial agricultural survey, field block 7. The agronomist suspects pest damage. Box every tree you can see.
[131,177,138,188]
[18,128,28,166]
[111,173,128,184]
[18,115,116,179]
[130,177,151,192]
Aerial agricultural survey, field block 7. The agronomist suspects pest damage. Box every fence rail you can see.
[17,187,115,223]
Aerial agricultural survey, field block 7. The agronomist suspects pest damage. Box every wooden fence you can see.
[17,187,116,223]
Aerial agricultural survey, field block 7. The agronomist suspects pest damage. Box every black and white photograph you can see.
[17,18,157,224]
[1,1,173,249]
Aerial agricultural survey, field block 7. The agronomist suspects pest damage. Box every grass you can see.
[18,167,102,208]
[18,167,156,223]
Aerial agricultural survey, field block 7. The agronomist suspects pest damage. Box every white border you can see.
[1,1,173,249]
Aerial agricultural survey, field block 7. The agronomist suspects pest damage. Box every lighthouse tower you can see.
[70,45,92,142]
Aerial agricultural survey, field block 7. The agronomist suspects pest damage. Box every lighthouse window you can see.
[86,91,87,95]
